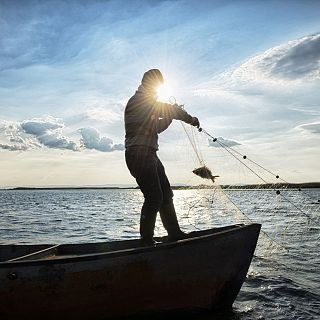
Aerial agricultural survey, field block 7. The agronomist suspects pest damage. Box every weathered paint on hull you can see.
[0,224,261,319]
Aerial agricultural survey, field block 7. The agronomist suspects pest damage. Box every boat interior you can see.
[0,224,244,264]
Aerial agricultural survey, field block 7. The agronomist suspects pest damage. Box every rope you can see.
[199,127,320,209]
[200,127,319,203]
[221,188,289,252]
[181,123,320,253]
[181,124,288,253]
[279,193,318,224]
[181,123,203,165]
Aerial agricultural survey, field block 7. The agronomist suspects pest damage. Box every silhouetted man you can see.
[125,69,200,245]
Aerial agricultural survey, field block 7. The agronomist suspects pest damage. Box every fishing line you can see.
[220,186,289,253]
[185,195,213,231]
[200,127,319,204]
[200,127,282,184]
[214,138,269,184]
[197,126,319,220]
[202,128,281,178]
[181,123,204,166]
[279,193,319,224]
[171,100,317,256]
[180,123,288,254]
[182,124,319,254]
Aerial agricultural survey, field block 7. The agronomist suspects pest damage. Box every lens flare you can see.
[156,80,176,103]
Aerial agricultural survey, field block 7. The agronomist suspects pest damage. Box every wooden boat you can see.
[0,223,261,320]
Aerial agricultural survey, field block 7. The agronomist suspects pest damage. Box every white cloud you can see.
[195,33,320,97]
[79,127,124,152]
[65,103,124,126]
[0,120,40,151]
[270,34,320,80]
[230,33,320,86]
[21,117,63,135]
[86,105,123,123]
[37,131,78,151]
[0,143,28,151]
[296,122,320,135]
[191,33,320,144]
[208,137,241,148]
[21,116,79,151]
[0,117,125,153]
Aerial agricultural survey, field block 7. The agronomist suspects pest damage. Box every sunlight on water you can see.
[1,188,319,319]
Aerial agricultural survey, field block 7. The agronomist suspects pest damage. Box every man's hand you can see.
[190,117,200,128]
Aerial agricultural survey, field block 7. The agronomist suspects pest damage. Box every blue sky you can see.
[0,0,319,187]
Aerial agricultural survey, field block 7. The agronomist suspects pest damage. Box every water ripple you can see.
[1,188,319,319]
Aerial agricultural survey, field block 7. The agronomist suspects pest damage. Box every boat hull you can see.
[0,224,261,319]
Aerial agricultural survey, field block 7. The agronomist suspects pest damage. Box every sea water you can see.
[1,188,319,319]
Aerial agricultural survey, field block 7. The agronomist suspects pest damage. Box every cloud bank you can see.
[0,143,28,151]
[231,33,320,85]
[296,122,320,135]
[21,117,79,151]
[270,34,320,80]
[80,127,124,152]
[195,33,320,96]
[192,33,320,144]
[0,120,40,151]
[21,117,78,151]
[231,33,320,86]
[0,117,124,153]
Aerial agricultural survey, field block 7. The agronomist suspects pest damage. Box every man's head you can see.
[141,69,164,90]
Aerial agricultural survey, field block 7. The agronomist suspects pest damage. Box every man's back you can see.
[125,90,159,150]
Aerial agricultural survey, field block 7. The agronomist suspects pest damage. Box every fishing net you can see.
[162,121,320,267]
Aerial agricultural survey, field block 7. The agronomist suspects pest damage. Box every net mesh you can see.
[169,123,320,264]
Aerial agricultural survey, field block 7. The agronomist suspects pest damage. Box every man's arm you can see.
[157,118,173,133]
[155,102,200,128]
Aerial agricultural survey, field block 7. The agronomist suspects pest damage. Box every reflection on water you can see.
[1,188,319,319]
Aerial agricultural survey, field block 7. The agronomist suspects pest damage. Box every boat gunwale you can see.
[0,223,261,268]
[6,244,60,262]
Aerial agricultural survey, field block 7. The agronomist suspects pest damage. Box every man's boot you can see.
[159,202,188,241]
[140,210,157,245]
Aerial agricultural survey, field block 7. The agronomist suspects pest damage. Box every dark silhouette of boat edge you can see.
[0,223,261,319]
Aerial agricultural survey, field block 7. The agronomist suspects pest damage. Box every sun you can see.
[156,79,176,103]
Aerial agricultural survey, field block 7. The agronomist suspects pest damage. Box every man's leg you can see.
[138,170,163,241]
[125,149,163,242]
[156,157,186,240]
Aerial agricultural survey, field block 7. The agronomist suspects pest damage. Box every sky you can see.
[0,0,319,187]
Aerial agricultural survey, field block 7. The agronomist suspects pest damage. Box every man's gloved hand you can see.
[190,117,200,128]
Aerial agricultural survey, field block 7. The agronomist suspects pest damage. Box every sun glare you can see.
[156,79,176,103]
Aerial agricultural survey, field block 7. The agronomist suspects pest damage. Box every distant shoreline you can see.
[2,182,320,190]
